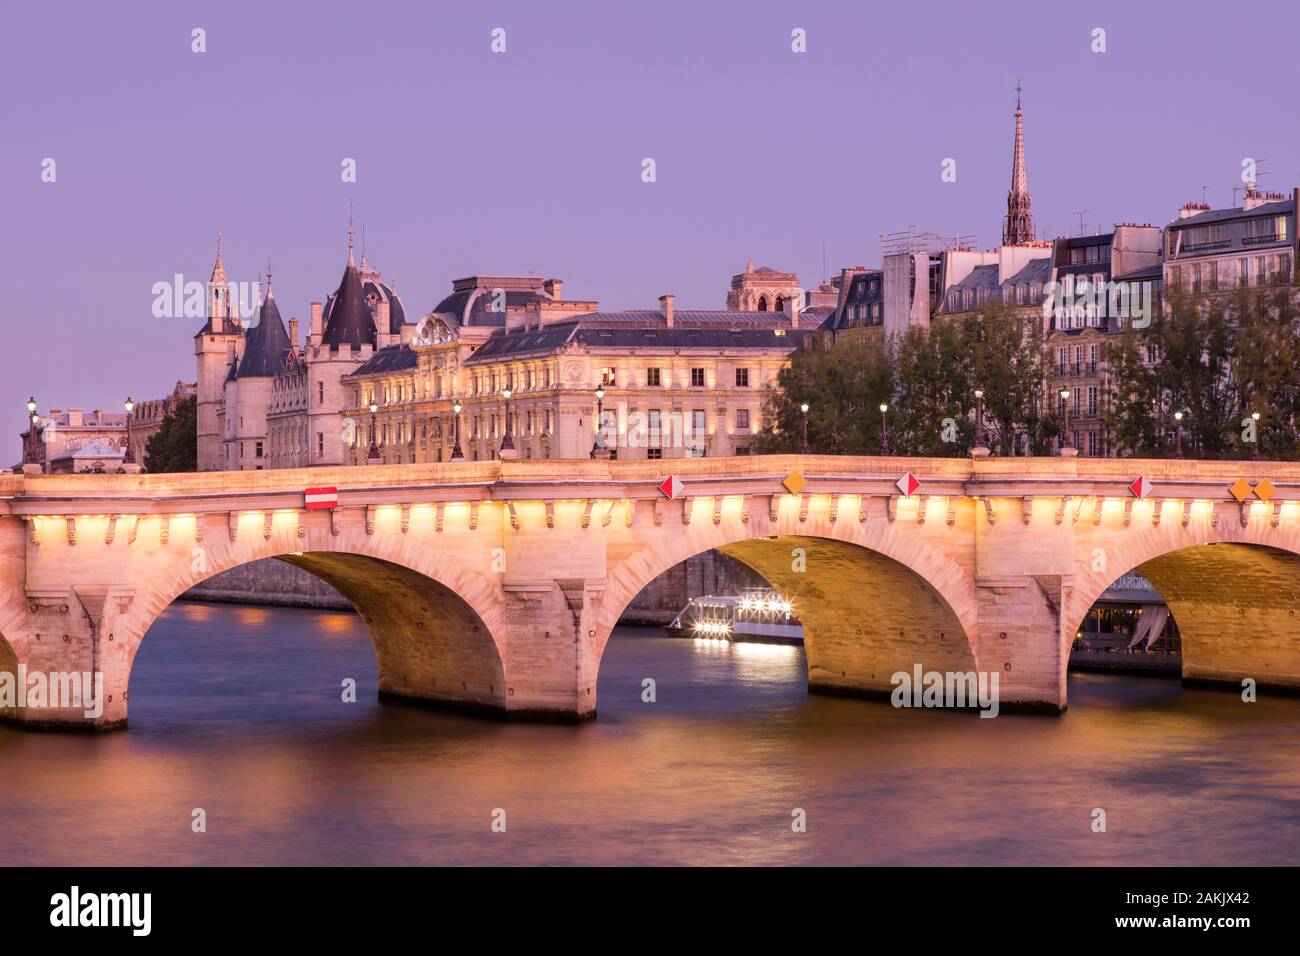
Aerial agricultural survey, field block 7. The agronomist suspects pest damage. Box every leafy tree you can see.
[142,395,197,473]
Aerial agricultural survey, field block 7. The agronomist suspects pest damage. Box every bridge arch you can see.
[112,525,510,724]
[598,511,980,701]
[1066,522,1300,691]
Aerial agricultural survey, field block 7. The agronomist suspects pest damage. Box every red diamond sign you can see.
[658,475,684,500]
[1128,476,1153,499]
[896,472,920,497]
[304,486,339,510]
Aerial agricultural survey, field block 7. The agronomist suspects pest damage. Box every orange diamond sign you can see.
[1228,478,1252,502]
[782,470,807,495]
[1254,478,1277,501]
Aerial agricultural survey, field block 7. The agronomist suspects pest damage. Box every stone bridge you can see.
[3,455,1299,730]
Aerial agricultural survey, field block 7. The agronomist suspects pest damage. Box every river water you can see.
[2,601,1298,866]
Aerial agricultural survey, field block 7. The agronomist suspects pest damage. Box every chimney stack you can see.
[543,278,564,300]
[659,293,675,327]
[288,318,299,350]
[309,302,323,346]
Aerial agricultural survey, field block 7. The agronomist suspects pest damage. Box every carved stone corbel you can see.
[1181,499,1193,528]
[946,497,957,527]
[798,494,808,523]
[128,515,141,545]
[435,502,445,533]
[227,511,239,543]
[1123,498,1135,528]
[25,516,39,546]
[740,494,750,524]
[712,498,722,526]
[1021,496,1033,525]
[160,514,171,544]
[681,496,693,526]
[829,494,839,524]
[400,503,411,534]
[1269,500,1280,529]
[916,495,927,525]
[506,501,520,531]
[1055,497,1070,526]
[105,514,119,545]
[768,494,780,524]
[365,505,377,535]
[859,496,869,523]
[1092,497,1103,526]
[195,515,205,543]
[66,516,76,546]
[1238,500,1249,529]
[624,499,636,528]
[330,507,342,536]
[469,500,480,530]
[544,500,555,529]
[654,498,665,526]
[602,501,615,528]
[886,496,898,523]
[581,499,594,529]
[262,511,273,540]
[981,497,996,526]
[1152,499,1163,527]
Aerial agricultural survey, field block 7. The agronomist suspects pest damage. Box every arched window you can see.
[775,296,785,312]
[757,296,768,311]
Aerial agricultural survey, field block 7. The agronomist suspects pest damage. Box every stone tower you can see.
[1002,84,1035,247]
[194,234,243,471]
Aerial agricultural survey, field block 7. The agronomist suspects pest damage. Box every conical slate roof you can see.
[321,249,377,351]
[236,288,292,377]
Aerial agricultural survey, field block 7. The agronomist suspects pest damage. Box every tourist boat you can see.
[667,588,804,644]
[1069,572,1181,673]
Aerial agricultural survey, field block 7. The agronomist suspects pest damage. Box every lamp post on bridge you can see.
[1174,410,1184,459]
[450,400,464,461]
[24,396,37,465]
[123,396,135,466]
[367,401,382,465]
[972,388,990,457]
[1058,388,1077,457]
[799,402,810,455]
[498,387,516,459]
[879,402,890,456]
[1251,410,1260,460]
[591,386,610,459]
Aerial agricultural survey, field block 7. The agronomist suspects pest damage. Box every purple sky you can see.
[3,0,1298,450]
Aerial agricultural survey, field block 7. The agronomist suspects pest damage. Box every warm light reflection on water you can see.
[1,603,1298,866]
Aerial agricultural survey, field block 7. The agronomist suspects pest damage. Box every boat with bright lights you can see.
[667,588,804,644]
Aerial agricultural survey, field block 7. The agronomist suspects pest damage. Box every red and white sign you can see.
[896,472,920,497]
[658,475,684,500]
[304,486,339,510]
[1128,476,1153,499]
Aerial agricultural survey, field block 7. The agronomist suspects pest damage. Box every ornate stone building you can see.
[726,260,801,312]
[341,281,816,464]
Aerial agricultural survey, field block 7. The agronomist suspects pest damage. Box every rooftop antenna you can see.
[1201,185,1211,205]
[1072,209,1090,237]
[266,257,272,294]
[821,239,827,283]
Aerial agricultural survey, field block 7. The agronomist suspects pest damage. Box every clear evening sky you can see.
[2,0,1297,449]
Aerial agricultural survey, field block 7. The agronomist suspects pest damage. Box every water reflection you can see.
[0,606,1296,866]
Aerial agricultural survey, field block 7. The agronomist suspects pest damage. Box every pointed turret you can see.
[236,268,292,377]
[1003,83,1035,246]
[321,226,378,350]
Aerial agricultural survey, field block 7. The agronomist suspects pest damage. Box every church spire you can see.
[1003,81,1035,246]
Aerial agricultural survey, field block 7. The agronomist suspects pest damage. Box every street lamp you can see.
[500,387,514,455]
[450,400,464,461]
[1173,410,1184,459]
[1251,410,1260,460]
[24,397,37,464]
[123,396,135,464]
[1059,388,1072,452]
[879,402,890,456]
[972,388,988,456]
[591,386,606,458]
[367,401,381,464]
[799,402,810,454]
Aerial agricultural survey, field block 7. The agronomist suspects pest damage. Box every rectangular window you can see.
[690,409,706,456]
[318,382,325,404]
[255,441,263,458]
[1256,256,1267,286]
[1238,257,1250,287]
[647,447,663,460]
[691,368,706,387]
[647,367,662,387]
[736,408,750,430]
[648,409,662,448]
[316,433,324,457]
[601,367,616,386]
[1088,431,1099,457]
[1087,386,1097,416]
[735,368,750,387]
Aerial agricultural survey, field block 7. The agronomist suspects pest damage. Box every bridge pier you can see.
[974,575,1068,713]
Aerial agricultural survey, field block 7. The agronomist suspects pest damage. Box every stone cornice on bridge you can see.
[2,455,1298,521]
